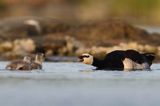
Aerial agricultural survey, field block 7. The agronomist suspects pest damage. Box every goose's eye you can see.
[83,55,89,58]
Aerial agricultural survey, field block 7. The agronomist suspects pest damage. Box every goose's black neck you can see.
[92,58,106,69]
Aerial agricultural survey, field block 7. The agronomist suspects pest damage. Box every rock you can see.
[0,41,13,52]
[0,17,160,61]
[144,44,157,52]
[74,19,160,46]
[0,16,72,41]
[128,42,139,50]
[0,38,36,60]
[13,39,36,55]
[24,19,41,36]
[157,47,160,56]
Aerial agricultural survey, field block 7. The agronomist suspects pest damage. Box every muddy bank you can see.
[0,17,159,61]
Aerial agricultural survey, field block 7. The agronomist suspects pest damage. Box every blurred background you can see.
[0,0,159,61]
[0,0,160,24]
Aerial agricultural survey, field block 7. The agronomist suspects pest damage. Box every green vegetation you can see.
[0,0,6,11]
[0,0,160,24]
[68,0,160,24]
[111,0,159,15]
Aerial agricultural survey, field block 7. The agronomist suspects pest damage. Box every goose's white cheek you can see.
[83,58,93,65]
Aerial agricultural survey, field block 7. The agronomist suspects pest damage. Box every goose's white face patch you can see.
[79,53,93,65]
[123,58,150,70]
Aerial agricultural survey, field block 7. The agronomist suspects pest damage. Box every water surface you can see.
[0,62,160,106]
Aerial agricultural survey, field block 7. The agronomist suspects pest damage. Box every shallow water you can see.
[136,25,160,33]
[0,62,160,106]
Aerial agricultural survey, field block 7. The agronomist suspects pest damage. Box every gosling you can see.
[31,53,44,70]
[5,56,32,70]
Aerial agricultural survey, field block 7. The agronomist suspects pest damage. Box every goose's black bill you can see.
[78,56,84,62]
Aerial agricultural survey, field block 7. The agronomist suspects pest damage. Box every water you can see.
[0,62,160,106]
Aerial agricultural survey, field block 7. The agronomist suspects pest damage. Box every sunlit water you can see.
[0,62,160,106]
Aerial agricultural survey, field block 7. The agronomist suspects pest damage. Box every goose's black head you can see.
[143,53,155,66]
[78,53,94,65]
